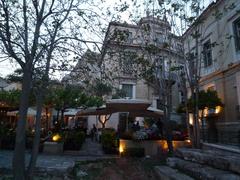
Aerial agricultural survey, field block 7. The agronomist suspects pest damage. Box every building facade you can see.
[183,0,240,144]
[65,16,185,131]
[103,16,184,112]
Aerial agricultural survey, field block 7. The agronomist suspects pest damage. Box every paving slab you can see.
[0,150,117,175]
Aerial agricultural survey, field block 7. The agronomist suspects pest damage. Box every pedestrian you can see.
[91,124,97,141]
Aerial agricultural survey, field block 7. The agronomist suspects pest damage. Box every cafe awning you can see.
[76,99,163,118]
[76,106,113,116]
[106,99,151,112]
[7,107,40,116]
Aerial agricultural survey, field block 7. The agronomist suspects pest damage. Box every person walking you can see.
[91,124,97,141]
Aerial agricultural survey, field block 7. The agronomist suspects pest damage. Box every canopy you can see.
[76,107,112,116]
[76,99,163,118]
[106,99,151,112]
[7,107,37,116]
[128,107,163,118]
[64,108,81,116]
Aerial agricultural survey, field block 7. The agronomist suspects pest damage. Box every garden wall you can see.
[119,139,191,156]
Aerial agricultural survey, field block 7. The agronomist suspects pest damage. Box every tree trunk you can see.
[200,109,205,142]
[60,109,64,128]
[56,109,60,121]
[98,115,106,129]
[165,87,174,155]
[195,89,201,148]
[102,122,105,129]
[192,91,201,148]
[13,68,32,179]
[27,91,44,179]
[165,121,173,154]
[45,107,49,131]
[160,86,173,155]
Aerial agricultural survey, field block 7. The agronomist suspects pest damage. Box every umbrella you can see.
[128,107,163,118]
[7,108,37,116]
[64,108,81,116]
[6,107,45,116]
[76,99,163,118]
[76,107,114,116]
[106,99,151,112]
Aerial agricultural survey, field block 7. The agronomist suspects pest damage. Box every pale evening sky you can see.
[0,0,214,79]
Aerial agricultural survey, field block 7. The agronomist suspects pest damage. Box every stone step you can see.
[175,148,240,174]
[202,143,240,157]
[167,157,240,180]
[154,166,194,180]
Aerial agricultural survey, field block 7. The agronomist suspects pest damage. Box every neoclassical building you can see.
[64,16,185,130]
[183,0,240,144]
[102,16,184,112]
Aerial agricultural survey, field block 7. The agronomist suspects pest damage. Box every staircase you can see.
[154,148,240,180]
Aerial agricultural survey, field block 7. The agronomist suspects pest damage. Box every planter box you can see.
[43,141,63,154]
[119,139,191,156]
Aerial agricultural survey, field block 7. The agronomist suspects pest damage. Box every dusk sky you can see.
[0,0,214,79]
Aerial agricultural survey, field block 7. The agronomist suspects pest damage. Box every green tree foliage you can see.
[0,90,21,107]
[85,96,103,107]
[47,85,103,110]
[6,69,23,83]
[112,89,127,99]
[91,80,112,97]
[187,89,223,111]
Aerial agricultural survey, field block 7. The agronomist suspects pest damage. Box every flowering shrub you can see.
[132,131,148,140]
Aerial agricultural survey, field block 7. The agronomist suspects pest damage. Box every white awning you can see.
[7,108,37,116]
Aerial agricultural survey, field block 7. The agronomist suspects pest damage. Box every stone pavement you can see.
[77,138,104,156]
[0,151,116,172]
[0,139,116,175]
[63,138,104,156]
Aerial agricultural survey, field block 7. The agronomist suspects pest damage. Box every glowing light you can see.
[100,115,107,124]
[119,146,124,153]
[203,108,208,117]
[186,139,191,143]
[189,114,193,125]
[215,106,222,114]
[52,134,61,142]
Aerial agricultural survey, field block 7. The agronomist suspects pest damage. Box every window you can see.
[111,29,133,44]
[203,40,213,67]
[121,84,133,98]
[233,18,240,51]
[121,52,136,74]
[155,33,164,44]
[179,91,185,104]
[126,31,133,43]
[176,43,183,52]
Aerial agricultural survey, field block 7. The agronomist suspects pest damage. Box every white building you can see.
[183,0,240,144]
[103,16,184,111]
